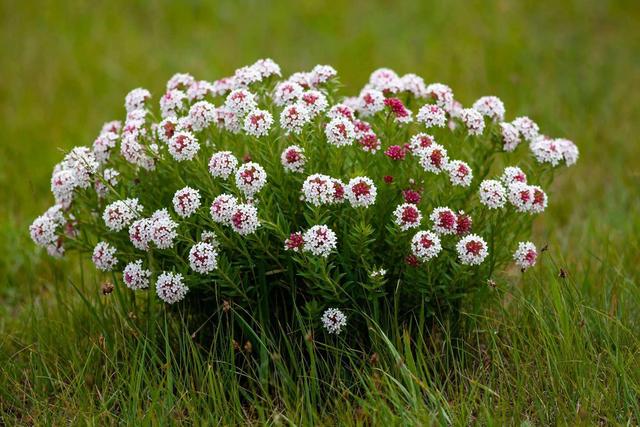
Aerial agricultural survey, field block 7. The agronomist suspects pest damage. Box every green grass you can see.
[1,0,639,424]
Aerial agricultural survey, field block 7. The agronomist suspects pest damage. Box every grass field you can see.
[1,0,640,424]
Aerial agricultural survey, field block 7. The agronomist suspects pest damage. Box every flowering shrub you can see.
[30,59,578,340]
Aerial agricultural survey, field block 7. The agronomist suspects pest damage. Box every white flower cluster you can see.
[303,225,338,258]
[345,176,377,208]
[456,234,489,265]
[123,260,151,290]
[189,242,218,274]
[321,308,347,335]
[92,241,118,271]
[393,203,422,231]
[513,241,538,270]
[280,145,306,173]
[103,198,144,231]
[156,271,188,304]
[417,104,447,128]
[235,162,267,197]
[209,151,239,180]
[172,187,201,218]
[411,231,442,261]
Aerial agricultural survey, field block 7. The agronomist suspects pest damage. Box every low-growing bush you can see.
[30,60,578,343]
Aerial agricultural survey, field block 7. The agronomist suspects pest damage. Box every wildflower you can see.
[93,132,118,163]
[233,65,262,87]
[302,174,334,206]
[321,308,347,334]
[357,88,385,116]
[235,162,267,197]
[419,143,449,174]
[501,166,527,186]
[189,242,218,274]
[310,64,337,86]
[393,203,422,231]
[530,136,564,166]
[330,178,347,204]
[357,132,381,153]
[211,77,235,96]
[168,131,200,161]
[224,89,257,116]
[210,194,239,225]
[125,88,151,112]
[507,183,534,213]
[456,234,489,265]
[478,180,507,209]
[425,83,454,111]
[29,205,64,247]
[384,98,413,123]
[383,175,394,184]
[209,151,239,180]
[455,211,473,235]
[405,254,420,267]
[92,241,118,271]
[149,209,178,249]
[157,117,177,144]
[123,260,151,290]
[513,241,537,270]
[187,80,214,102]
[346,176,377,208]
[188,101,216,132]
[556,138,579,166]
[370,268,387,278]
[499,122,521,152]
[280,102,311,135]
[61,147,98,189]
[327,104,356,121]
[402,189,421,204]
[100,120,121,135]
[217,107,242,134]
[408,133,435,155]
[284,232,305,252]
[411,230,442,261]
[243,109,274,137]
[51,169,77,206]
[129,218,152,250]
[325,117,356,147]
[166,73,195,91]
[303,225,337,257]
[447,160,473,187]
[281,145,306,173]
[230,204,260,235]
[201,230,220,247]
[529,185,548,214]
[46,239,65,258]
[417,104,447,128]
[430,207,458,235]
[252,58,282,79]
[368,68,402,93]
[512,116,539,142]
[384,145,406,160]
[472,96,505,121]
[103,198,143,231]
[160,89,187,118]
[273,81,303,106]
[400,73,427,97]
[460,108,485,136]
[156,272,188,304]
[288,71,312,88]
[172,187,201,218]
[300,90,329,117]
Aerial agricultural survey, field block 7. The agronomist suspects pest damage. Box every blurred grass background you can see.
[1,0,639,424]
